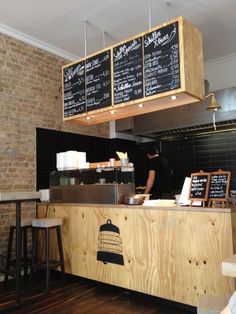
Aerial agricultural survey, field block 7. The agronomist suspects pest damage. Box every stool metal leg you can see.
[45,228,50,292]
[30,228,38,289]
[30,223,65,293]
[56,226,65,283]
[4,226,14,286]
[23,227,28,279]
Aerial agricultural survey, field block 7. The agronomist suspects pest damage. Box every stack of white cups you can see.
[56,151,87,170]
[39,189,50,202]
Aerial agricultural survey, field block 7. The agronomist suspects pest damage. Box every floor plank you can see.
[0,272,196,313]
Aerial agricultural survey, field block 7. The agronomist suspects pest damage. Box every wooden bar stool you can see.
[30,218,65,292]
[4,219,32,285]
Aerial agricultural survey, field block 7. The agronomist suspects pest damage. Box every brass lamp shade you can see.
[206,93,222,111]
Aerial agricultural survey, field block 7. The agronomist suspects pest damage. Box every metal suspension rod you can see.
[103,30,106,49]
[165,0,169,20]
[148,0,152,29]
[84,20,87,57]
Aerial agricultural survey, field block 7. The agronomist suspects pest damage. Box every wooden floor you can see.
[0,272,196,314]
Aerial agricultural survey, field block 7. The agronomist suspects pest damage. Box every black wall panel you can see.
[36,128,144,189]
[37,128,236,193]
[162,130,236,192]
[36,128,109,189]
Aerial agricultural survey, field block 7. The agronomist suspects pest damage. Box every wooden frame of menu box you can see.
[208,170,231,208]
[62,16,204,125]
[189,171,211,207]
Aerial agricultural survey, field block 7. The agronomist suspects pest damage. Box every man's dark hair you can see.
[145,145,159,155]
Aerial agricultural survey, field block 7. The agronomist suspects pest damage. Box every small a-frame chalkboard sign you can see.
[189,171,211,206]
[208,170,231,207]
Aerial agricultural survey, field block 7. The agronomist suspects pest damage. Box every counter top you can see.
[38,201,236,213]
[0,191,40,202]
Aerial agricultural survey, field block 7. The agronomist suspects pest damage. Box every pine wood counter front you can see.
[37,203,236,307]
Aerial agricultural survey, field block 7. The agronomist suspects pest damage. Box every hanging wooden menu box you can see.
[62,16,204,125]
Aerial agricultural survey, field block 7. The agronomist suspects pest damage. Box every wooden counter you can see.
[37,203,236,307]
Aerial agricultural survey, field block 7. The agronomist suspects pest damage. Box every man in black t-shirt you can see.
[144,146,172,199]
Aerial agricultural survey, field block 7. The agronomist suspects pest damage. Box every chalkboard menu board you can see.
[144,22,180,97]
[189,172,210,201]
[113,36,143,104]
[208,171,231,201]
[63,61,86,117]
[62,16,203,124]
[86,50,112,112]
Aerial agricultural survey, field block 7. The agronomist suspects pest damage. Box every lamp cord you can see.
[213,111,216,131]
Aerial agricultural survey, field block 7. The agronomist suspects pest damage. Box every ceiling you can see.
[1,0,236,140]
[1,0,236,62]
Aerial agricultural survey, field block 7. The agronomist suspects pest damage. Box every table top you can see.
[0,191,40,202]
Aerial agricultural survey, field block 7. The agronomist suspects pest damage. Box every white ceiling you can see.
[1,0,236,62]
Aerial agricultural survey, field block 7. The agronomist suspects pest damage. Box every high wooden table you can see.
[0,191,40,306]
[37,202,236,307]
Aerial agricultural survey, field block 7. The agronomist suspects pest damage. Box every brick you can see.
[0,32,109,253]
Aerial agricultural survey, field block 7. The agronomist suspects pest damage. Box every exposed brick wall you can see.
[0,33,109,253]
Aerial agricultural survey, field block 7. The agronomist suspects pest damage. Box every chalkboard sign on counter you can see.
[86,50,112,112]
[189,172,210,202]
[144,22,180,97]
[113,36,143,104]
[63,61,86,117]
[208,171,231,201]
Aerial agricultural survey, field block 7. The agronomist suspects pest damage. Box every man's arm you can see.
[144,170,155,194]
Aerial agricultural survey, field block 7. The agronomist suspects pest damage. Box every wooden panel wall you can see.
[38,203,235,306]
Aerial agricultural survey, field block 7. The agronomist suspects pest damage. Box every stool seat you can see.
[32,218,62,228]
[11,219,32,227]
[30,217,65,292]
